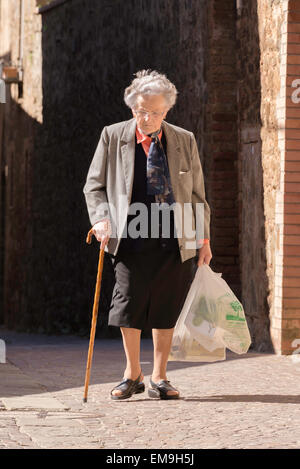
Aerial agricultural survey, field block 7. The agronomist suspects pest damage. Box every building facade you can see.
[0,0,299,353]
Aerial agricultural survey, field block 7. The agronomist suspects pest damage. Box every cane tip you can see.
[83,398,87,403]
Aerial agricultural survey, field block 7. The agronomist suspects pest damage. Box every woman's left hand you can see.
[197,243,212,266]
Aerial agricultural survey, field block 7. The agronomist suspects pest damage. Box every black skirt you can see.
[108,238,196,330]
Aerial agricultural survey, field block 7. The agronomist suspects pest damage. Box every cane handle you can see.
[86,228,94,244]
[86,228,106,253]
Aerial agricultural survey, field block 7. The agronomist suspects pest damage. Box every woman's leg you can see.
[111,327,143,397]
[151,328,178,396]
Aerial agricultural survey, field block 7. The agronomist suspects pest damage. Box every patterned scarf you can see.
[146,128,176,205]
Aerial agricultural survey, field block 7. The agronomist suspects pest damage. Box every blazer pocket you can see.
[179,169,191,175]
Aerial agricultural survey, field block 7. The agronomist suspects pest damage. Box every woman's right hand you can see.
[92,218,111,247]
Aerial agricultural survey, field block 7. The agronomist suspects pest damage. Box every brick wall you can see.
[206,0,241,300]
[0,0,42,329]
[281,0,300,353]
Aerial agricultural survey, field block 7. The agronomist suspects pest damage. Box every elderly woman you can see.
[83,70,212,400]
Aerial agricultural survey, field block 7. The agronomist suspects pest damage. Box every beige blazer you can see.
[83,118,210,263]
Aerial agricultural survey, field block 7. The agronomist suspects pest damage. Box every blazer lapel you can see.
[161,120,181,199]
[120,118,137,202]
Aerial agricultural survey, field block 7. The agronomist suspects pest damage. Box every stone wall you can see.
[236,0,275,351]
[257,0,291,353]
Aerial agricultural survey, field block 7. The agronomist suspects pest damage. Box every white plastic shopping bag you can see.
[169,264,251,362]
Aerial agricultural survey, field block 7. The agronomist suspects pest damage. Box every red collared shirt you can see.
[135,127,163,157]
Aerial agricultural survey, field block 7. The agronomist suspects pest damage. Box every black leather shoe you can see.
[148,378,180,400]
[110,372,145,400]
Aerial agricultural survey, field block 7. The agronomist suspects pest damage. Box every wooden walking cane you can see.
[83,228,105,403]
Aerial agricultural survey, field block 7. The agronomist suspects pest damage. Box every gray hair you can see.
[124,70,178,110]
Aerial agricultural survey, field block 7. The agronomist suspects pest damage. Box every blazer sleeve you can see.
[190,133,211,241]
[83,126,111,226]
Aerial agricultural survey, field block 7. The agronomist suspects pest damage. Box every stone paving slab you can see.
[0,362,69,411]
[1,328,300,449]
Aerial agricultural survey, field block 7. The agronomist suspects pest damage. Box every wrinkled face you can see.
[132,94,169,135]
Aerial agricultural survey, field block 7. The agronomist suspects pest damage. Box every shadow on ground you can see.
[115,394,300,405]
[0,327,283,401]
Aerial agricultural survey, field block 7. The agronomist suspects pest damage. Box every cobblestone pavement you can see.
[0,328,300,449]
